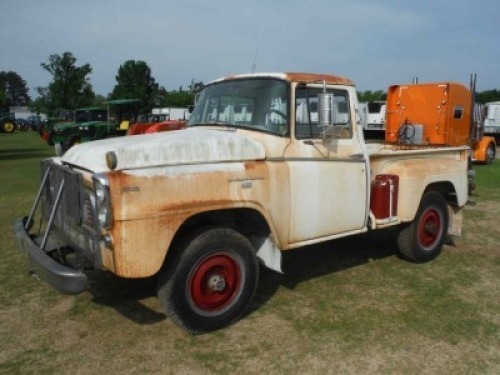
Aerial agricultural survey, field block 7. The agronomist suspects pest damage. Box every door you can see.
[286,86,368,244]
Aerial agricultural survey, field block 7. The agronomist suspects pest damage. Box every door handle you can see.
[350,153,365,160]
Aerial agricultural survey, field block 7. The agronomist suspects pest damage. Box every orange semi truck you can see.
[385,79,496,164]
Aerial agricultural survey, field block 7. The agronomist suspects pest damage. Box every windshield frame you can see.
[188,77,290,137]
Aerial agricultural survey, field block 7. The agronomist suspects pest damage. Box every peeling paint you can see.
[61,128,266,173]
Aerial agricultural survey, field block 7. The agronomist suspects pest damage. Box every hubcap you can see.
[487,146,495,163]
[4,121,14,132]
[188,252,242,313]
[418,209,441,249]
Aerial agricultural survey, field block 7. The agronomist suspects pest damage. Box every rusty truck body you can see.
[15,72,470,333]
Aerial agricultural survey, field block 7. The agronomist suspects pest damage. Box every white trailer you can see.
[483,101,500,144]
[359,101,386,139]
[152,107,190,121]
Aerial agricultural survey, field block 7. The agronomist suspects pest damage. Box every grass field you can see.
[1,132,499,374]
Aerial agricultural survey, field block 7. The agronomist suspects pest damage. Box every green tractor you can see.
[52,99,140,155]
[39,109,74,143]
[0,110,16,134]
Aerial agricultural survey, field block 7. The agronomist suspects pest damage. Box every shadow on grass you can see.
[0,148,45,154]
[85,228,399,326]
[248,228,399,316]
[0,153,51,161]
[87,271,166,325]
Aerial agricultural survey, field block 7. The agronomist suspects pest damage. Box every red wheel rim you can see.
[188,252,242,313]
[418,209,441,248]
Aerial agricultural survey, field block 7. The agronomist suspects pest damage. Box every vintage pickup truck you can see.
[15,72,470,333]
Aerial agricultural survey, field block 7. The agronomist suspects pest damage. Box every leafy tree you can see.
[92,94,107,107]
[357,90,386,102]
[156,79,203,108]
[35,52,95,116]
[188,79,204,94]
[109,60,161,113]
[0,71,31,107]
[476,90,500,104]
[161,87,195,107]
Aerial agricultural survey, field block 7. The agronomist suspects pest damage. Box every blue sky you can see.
[2,0,499,97]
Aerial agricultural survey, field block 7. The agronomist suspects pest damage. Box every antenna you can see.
[251,25,264,73]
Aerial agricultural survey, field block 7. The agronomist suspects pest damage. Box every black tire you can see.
[397,191,449,263]
[54,142,63,156]
[157,227,259,334]
[47,130,56,146]
[37,123,45,136]
[61,135,80,154]
[485,143,496,165]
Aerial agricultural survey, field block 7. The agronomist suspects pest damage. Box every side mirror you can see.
[188,104,195,113]
[318,92,333,129]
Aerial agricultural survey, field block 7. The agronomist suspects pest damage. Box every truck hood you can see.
[61,127,266,172]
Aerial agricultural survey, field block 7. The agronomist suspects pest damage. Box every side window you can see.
[295,87,351,139]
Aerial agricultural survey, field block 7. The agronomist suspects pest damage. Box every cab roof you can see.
[208,72,354,86]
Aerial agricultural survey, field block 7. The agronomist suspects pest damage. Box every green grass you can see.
[471,159,500,200]
[1,132,499,374]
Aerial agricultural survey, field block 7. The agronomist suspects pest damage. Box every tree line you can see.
[0,52,203,117]
[2,52,500,117]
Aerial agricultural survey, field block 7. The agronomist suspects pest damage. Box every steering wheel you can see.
[265,108,286,120]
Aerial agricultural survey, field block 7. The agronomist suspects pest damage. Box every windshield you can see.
[188,78,289,136]
[75,109,107,123]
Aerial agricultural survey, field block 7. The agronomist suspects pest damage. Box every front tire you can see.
[54,142,63,156]
[157,228,259,334]
[397,191,449,263]
[47,130,56,146]
[2,120,15,133]
[61,135,80,154]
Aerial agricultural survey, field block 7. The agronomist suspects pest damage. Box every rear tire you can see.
[157,227,259,334]
[397,191,449,263]
[54,142,63,156]
[485,143,496,164]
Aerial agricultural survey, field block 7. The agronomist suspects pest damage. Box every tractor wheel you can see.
[485,143,496,165]
[157,227,259,334]
[47,130,56,146]
[54,143,63,156]
[37,123,45,136]
[61,136,80,154]
[2,120,15,133]
[397,191,449,263]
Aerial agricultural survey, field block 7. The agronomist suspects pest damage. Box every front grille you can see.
[40,160,84,228]
[38,159,100,268]
[83,196,96,229]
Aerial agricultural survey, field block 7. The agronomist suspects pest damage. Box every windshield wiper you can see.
[189,122,237,131]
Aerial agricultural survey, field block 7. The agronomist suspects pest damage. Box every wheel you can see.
[397,191,449,263]
[157,227,259,334]
[485,143,496,164]
[47,130,56,146]
[61,135,80,154]
[37,123,45,136]
[2,120,15,133]
[264,108,287,122]
[54,142,63,156]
